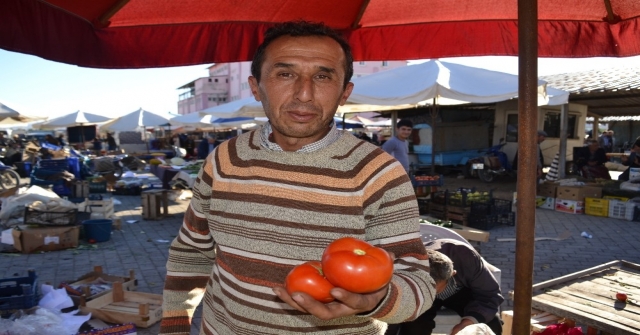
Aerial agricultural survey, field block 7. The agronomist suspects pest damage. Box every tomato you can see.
[285,261,335,303]
[616,292,628,302]
[321,237,394,293]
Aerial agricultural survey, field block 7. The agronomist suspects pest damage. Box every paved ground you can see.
[2,174,640,334]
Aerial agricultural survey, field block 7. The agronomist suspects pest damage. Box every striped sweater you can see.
[160,129,435,335]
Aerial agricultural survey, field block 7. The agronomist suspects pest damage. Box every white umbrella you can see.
[201,97,265,118]
[37,110,112,129]
[347,60,568,106]
[101,108,170,132]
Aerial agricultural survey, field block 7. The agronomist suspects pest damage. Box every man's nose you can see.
[294,76,314,102]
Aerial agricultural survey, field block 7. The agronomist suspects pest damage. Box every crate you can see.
[38,158,70,170]
[431,191,447,205]
[0,270,38,317]
[585,197,609,217]
[72,180,90,198]
[607,199,635,221]
[24,207,78,226]
[89,180,108,193]
[470,198,512,217]
[468,212,514,230]
[80,282,162,328]
[410,174,444,187]
[447,190,492,207]
[141,190,169,220]
[446,205,470,225]
[417,198,429,215]
[428,202,446,219]
[112,185,142,196]
[85,198,115,220]
[62,266,137,306]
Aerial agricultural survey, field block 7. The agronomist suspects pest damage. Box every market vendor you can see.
[574,139,611,179]
[196,133,217,159]
[619,136,640,181]
[386,238,504,335]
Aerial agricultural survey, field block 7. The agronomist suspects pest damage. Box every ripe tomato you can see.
[616,292,628,302]
[285,261,335,303]
[321,237,394,293]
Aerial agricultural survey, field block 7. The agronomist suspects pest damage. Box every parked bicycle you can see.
[0,160,20,190]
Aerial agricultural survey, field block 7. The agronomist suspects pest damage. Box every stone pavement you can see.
[1,175,640,334]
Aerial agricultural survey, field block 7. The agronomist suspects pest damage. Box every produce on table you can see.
[321,237,394,294]
[616,291,628,302]
[285,261,335,303]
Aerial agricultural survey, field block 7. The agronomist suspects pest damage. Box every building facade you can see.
[177,61,407,115]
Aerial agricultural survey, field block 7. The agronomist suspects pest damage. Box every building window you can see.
[506,114,518,142]
[215,78,219,83]
[359,61,365,66]
[382,61,388,67]
[226,79,229,83]
[208,78,212,82]
[543,112,578,139]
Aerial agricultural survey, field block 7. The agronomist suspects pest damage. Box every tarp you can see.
[347,60,569,106]
[36,110,112,129]
[100,108,170,132]
[2,0,640,68]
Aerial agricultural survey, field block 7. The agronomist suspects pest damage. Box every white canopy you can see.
[37,110,112,129]
[347,60,569,106]
[171,112,267,128]
[101,108,170,132]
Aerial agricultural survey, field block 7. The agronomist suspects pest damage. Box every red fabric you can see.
[2,0,640,68]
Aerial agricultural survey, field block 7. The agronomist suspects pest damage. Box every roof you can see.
[541,67,640,117]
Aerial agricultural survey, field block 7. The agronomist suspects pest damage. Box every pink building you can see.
[177,60,406,115]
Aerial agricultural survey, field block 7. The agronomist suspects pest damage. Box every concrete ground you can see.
[2,174,640,334]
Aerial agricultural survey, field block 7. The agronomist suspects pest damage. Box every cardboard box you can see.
[536,196,555,210]
[585,197,609,217]
[555,199,585,214]
[537,182,558,198]
[555,185,602,202]
[11,225,80,253]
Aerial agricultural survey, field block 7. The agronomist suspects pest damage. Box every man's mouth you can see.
[287,111,316,122]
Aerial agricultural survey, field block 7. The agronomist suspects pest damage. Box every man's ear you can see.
[452,270,457,277]
[248,76,262,102]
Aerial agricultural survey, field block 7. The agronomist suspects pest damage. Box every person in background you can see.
[382,120,413,174]
[45,134,59,146]
[575,139,610,179]
[57,134,66,147]
[598,130,615,153]
[106,133,117,151]
[196,133,217,159]
[160,20,434,335]
[92,137,102,155]
[386,239,504,335]
[619,136,640,181]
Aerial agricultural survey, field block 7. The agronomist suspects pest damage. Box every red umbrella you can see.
[1,0,640,68]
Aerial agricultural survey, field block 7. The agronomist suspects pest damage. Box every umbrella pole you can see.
[430,99,437,175]
[513,0,538,333]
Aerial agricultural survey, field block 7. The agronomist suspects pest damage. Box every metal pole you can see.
[430,98,437,175]
[558,104,569,178]
[514,0,538,333]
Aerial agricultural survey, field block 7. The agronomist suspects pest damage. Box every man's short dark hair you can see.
[396,120,413,129]
[426,250,455,283]
[250,21,354,89]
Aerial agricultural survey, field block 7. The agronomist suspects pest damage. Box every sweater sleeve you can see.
[359,162,436,324]
[160,156,217,335]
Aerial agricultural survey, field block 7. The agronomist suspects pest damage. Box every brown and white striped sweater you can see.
[160,129,435,335]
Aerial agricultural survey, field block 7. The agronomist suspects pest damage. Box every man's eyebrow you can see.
[273,62,294,69]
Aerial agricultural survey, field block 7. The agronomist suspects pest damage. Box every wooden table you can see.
[531,260,640,334]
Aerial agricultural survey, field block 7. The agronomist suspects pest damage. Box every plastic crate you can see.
[410,174,444,187]
[89,180,108,194]
[448,190,492,207]
[113,185,142,196]
[38,158,70,171]
[0,270,38,317]
[431,191,447,205]
[585,198,609,217]
[608,199,631,220]
[468,212,515,230]
[24,207,78,226]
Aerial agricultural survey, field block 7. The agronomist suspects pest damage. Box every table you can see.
[150,165,180,189]
[420,215,490,243]
[531,260,640,334]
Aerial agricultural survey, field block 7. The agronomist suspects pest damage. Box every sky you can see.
[2,48,640,120]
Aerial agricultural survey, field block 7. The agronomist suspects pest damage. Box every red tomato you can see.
[321,237,394,293]
[616,292,628,302]
[284,261,335,303]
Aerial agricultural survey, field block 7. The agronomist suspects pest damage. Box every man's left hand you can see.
[450,318,475,335]
[272,285,388,321]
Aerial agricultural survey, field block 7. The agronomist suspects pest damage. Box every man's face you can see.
[537,135,546,144]
[397,126,413,141]
[248,35,354,151]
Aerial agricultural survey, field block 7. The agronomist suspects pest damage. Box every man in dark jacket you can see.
[196,134,217,159]
[386,239,504,335]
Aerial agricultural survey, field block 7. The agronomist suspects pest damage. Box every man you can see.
[598,130,615,153]
[382,120,413,173]
[196,133,216,159]
[160,21,434,335]
[106,133,117,151]
[386,239,504,335]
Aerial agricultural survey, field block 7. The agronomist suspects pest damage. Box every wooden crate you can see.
[64,266,137,306]
[141,190,169,220]
[446,205,470,225]
[501,309,565,334]
[428,203,446,219]
[86,198,115,219]
[80,282,162,328]
[72,181,90,198]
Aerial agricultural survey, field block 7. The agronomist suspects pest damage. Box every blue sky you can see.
[1,48,640,119]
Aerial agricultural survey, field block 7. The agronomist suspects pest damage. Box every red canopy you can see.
[2,0,640,68]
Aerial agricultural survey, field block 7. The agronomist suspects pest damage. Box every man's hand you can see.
[272,285,388,321]
[450,318,475,335]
